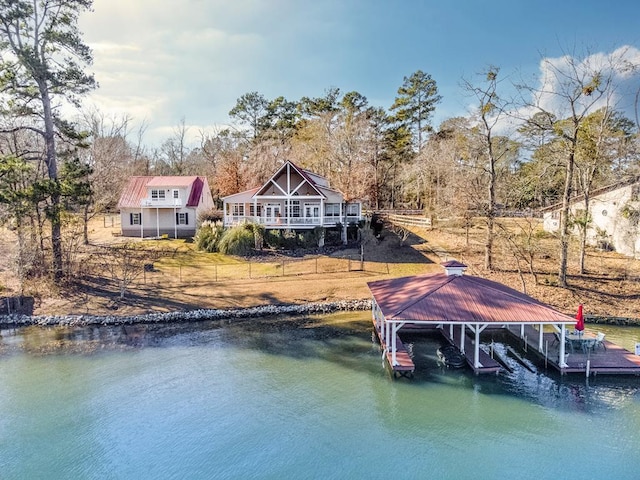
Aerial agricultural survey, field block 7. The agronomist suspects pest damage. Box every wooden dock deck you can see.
[371,319,415,378]
[505,325,640,376]
[439,327,502,374]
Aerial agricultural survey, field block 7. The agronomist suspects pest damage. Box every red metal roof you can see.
[186,177,204,207]
[368,273,576,324]
[146,176,199,187]
[117,176,207,208]
[117,176,154,208]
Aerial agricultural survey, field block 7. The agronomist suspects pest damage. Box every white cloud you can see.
[77,0,351,146]
[531,45,640,120]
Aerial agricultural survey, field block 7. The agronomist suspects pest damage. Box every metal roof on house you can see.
[117,176,207,208]
[117,176,154,209]
[186,177,205,207]
[146,176,199,187]
[368,272,576,324]
[221,187,260,202]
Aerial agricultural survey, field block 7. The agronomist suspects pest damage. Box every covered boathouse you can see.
[367,261,580,377]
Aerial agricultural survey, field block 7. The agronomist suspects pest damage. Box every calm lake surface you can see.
[1,312,639,480]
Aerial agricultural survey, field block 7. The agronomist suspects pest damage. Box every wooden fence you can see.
[384,213,432,228]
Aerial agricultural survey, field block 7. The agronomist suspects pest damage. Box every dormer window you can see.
[173,189,179,199]
[151,189,166,200]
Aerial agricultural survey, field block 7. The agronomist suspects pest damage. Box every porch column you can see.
[253,198,258,222]
[520,324,525,338]
[391,323,398,365]
[286,197,290,227]
[559,324,568,368]
[474,324,481,369]
[538,323,544,352]
[174,207,177,239]
[385,320,391,350]
[156,208,160,237]
[460,324,465,353]
[449,323,453,340]
[341,202,347,245]
[140,207,144,238]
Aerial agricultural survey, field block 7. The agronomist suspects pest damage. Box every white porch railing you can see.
[141,198,183,208]
[225,215,361,227]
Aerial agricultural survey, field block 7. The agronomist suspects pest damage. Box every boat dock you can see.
[371,318,415,378]
[440,326,502,374]
[505,325,640,376]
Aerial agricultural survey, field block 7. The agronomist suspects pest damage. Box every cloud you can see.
[531,45,640,120]
[77,0,353,146]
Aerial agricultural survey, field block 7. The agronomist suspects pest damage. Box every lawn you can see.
[2,215,639,320]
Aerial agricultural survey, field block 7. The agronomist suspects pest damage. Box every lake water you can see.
[1,312,639,479]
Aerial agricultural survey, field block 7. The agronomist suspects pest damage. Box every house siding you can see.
[118,175,213,238]
[222,161,363,232]
[542,182,640,258]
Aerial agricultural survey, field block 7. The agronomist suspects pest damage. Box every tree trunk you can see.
[485,215,494,270]
[558,147,576,287]
[40,80,63,280]
[83,204,90,245]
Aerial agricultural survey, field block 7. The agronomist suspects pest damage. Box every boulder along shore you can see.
[0,300,638,328]
[0,300,373,328]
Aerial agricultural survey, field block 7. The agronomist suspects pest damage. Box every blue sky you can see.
[79,0,640,145]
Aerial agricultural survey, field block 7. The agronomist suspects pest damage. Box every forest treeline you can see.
[2,1,640,289]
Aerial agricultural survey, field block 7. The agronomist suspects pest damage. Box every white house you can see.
[117,176,215,238]
[222,161,363,238]
[542,179,640,257]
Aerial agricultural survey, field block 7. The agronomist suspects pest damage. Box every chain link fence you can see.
[141,255,390,286]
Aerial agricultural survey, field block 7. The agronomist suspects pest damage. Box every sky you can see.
[78,0,640,147]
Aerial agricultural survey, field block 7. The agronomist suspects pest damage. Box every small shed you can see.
[367,261,577,373]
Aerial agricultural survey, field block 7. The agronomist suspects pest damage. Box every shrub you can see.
[195,221,225,252]
[197,208,224,225]
[265,229,284,249]
[218,224,255,256]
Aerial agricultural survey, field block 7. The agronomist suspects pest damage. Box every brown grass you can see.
[411,218,640,319]
[2,215,639,319]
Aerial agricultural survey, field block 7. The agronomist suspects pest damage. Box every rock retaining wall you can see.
[585,315,640,326]
[0,299,373,328]
[1,302,637,328]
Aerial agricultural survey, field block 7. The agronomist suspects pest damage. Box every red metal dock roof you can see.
[368,273,576,324]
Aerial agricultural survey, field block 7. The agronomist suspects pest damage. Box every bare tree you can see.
[462,66,513,271]
[516,47,629,286]
[97,243,160,300]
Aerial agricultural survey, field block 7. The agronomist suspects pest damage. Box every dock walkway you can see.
[505,325,640,376]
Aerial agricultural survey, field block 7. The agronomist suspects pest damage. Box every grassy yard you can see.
[2,214,639,319]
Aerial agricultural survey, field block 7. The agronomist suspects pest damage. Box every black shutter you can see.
[130,213,133,224]
[185,213,189,225]
[175,212,179,224]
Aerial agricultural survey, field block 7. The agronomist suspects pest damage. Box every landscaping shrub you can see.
[194,221,225,252]
[218,224,256,256]
[197,208,224,225]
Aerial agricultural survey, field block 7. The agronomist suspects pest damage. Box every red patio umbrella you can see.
[575,304,585,332]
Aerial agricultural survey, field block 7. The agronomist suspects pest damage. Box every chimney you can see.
[442,260,467,276]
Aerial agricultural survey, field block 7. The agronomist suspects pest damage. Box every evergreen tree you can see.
[390,70,442,152]
[0,0,96,280]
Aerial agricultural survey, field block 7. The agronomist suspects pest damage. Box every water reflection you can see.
[2,313,640,479]
[1,314,639,415]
